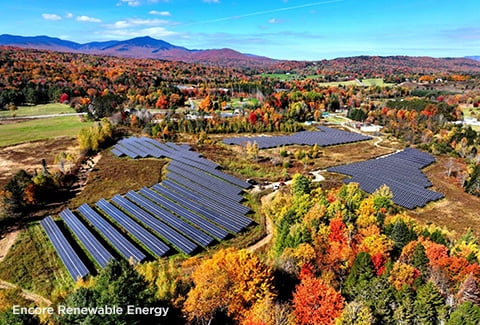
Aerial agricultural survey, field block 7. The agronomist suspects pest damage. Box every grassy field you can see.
[0,223,72,299]
[68,151,166,208]
[460,105,480,131]
[317,78,394,87]
[257,73,323,81]
[0,103,75,118]
[411,156,480,239]
[0,115,92,147]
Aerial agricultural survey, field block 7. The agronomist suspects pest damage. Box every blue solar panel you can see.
[41,216,89,280]
[60,209,114,268]
[96,199,170,258]
[77,204,146,263]
[222,126,372,149]
[162,179,253,227]
[111,195,198,255]
[328,148,444,209]
[125,191,214,247]
[152,183,244,233]
[139,187,230,240]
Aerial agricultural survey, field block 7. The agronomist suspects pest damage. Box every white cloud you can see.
[42,13,62,21]
[118,0,141,6]
[65,13,74,18]
[203,0,220,3]
[76,16,102,23]
[149,10,171,16]
[268,18,285,24]
[105,18,173,29]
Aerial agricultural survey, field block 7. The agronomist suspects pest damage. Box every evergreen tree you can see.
[343,252,375,299]
[390,220,417,255]
[412,242,429,279]
[0,311,40,325]
[447,301,480,325]
[393,286,416,325]
[414,281,445,325]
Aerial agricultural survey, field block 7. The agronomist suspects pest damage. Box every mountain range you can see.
[0,34,276,67]
[1,34,479,71]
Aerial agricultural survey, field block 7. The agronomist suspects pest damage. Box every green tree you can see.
[412,242,429,278]
[292,173,312,197]
[393,286,416,325]
[0,311,40,325]
[58,259,161,325]
[335,301,375,325]
[343,252,375,299]
[414,281,446,325]
[447,301,480,325]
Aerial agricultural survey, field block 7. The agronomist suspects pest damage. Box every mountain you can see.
[0,34,275,67]
[466,56,480,61]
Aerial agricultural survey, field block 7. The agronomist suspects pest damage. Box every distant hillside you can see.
[0,34,276,67]
[466,56,480,61]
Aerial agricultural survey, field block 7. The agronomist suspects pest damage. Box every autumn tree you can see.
[293,265,344,325]
[335,301,375,325]
[183,248,273,323]
[292,173,312,197]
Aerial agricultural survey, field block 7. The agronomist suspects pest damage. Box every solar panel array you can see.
[222,126,372,149]
[40,216,90,280]
[41,138,253,279]
[327,148,444,209]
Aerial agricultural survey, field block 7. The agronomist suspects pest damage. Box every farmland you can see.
[0,115,92,147]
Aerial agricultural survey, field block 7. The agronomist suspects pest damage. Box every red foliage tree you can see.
[293,265,344,325]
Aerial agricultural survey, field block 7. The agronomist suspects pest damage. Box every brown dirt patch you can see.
[0,137,78,188]
[0,230,20,262]
[68,151,166,208]
[410,156,480,238]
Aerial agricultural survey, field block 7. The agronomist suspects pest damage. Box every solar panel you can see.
[328,148,444,209]
[111,195,198,255]
[162,179,253,227]
[125,191,214,247]
[223,126,372,149]
[41,216,89,280]
[152,183,244,233]
[60,209,114,268]
[139,187,230,240]
[96,199,170,258]
[77,204,146,263]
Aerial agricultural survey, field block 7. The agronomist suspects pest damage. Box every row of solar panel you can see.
[328,148,444,209]
[222,125,372,149]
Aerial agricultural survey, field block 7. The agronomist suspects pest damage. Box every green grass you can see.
[0,223,72,299]
[461,105,480,131]
[257,73,323,81]
[0,103,75,118]
[0,115,92,147]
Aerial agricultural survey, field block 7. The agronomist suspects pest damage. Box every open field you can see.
[0,103,75,118]
[410,156,480,238]
[317,78,394,87]
[460,104,480,131]
[257,73,323,81]
[68,151,166,208]
[0,115,92,147]
[0,137,78,189]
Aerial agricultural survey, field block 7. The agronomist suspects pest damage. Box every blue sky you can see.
[0,0,479,60]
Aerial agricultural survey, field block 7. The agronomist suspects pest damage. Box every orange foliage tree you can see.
[292,265,344,325]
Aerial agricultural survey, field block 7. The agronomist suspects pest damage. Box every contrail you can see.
[183,0,344,26]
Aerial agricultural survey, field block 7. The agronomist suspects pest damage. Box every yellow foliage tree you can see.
[183,248,274,323]
[388,262,420,290]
